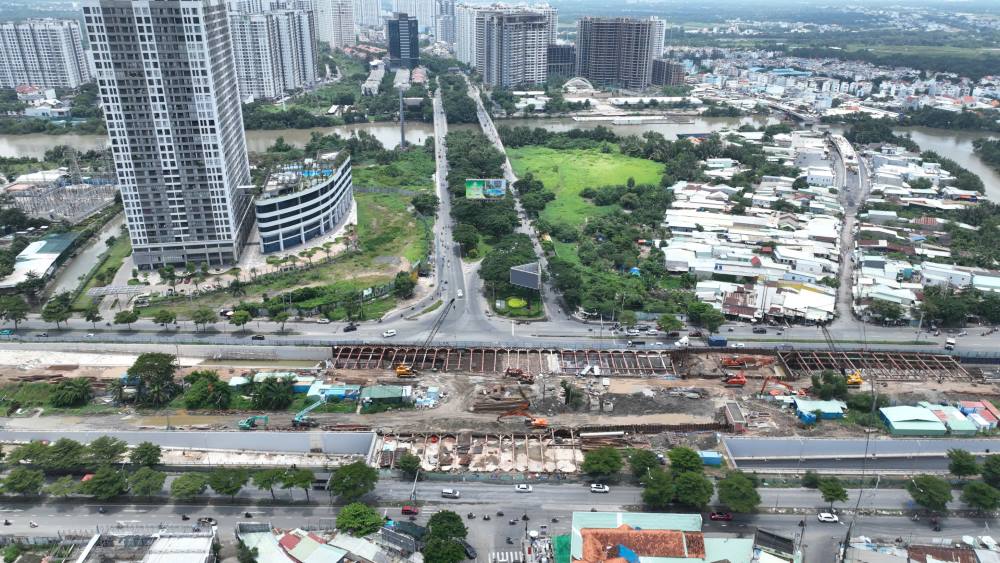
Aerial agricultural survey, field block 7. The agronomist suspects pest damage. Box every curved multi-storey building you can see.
[254,152,353,254]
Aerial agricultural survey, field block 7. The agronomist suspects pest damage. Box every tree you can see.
[961,481,1000,513]
[393,271,416,299]
[251,377,295,410]
[619,310,637,327]
[50,378,92,407]
[170,473,208,501]
[818,477,849,510]
[80,466,128,500]
[208,468,249,500]
[422,537,466,563]
[230,310,252,334]
[983,455,1000,488]
[153,309,176,328]
[128,467,166,497]
[44,475,78,497]
[717,472,761,513]
[329,461,377,502]
[792,177,809,190]
[183,370,232,410]
[427,510,468,541]
[130,442,161,467]
[41,297,72,329]
[396,452,421,477]
[640,468,674,509]
[87,436,129,467]
[907,475,953,513]
[192,307,216,332]
[629,449,660,479]
[868,298,903,321]
[3,468,44,495]
[673,472,714,510]
[237,541,259,563]
[412,193,440,216]
[114,309,139,330]
[130,353,179,407]
[667,447,703,475]
[802,470,820,488]
[7,441,50,466]
[281,468,316,501]
[0,296,28,329]
[581,447,623,480]
[84,303,103,329]
[45,438,87,472]
[336,502,385,536]
[657,314,682,332]
[273,311,290,333]
[948,448,979,479]
[252,469,285,500]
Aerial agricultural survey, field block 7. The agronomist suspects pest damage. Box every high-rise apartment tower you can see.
[83,0,253,268]
[575,16,662,90]
[0,19,91,89]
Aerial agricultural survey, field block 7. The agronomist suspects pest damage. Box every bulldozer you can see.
[497,402,548,428]
[504,367,535,384]
[395,363,417,378]
[846,370,864,387]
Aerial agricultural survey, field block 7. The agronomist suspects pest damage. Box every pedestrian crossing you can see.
[489,551,523,563]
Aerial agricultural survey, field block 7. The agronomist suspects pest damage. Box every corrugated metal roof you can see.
[570,512,702,559]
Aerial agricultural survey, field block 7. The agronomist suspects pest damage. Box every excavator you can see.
[721,355,776,368]
[395,363,417,378]
[238,415,269,430]
[724,372,747,387]
[758,376,805,397]
[497,402,548,428]
[504,367,535,385]
[292,396,326,428]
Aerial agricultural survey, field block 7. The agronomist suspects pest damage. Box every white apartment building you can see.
[455,3,556,84]
[316,0,356,48]
[0,19,91,89]
[352,0,382,28]
[393,0,435,32]
[435,0,455,43]
[454,4,479,65]
[229,1,317,101]
[84,0,253,268]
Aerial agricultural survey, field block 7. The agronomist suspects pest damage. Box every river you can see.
[1,117,996,198]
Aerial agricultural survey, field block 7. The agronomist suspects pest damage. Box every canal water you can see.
[1,117,996,198]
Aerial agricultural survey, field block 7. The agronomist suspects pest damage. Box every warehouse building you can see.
[879,406,947,436]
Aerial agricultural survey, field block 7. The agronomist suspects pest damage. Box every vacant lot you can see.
[508,146,663,228]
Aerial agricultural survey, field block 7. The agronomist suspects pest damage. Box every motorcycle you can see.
[506,537,513,545]
[508,519,517,525]
[496,510,504,517]
[467,513,476,520]
[98,507,105,514]
[551,517,559,523]
[483,515,491,521]
[244,512,252,518]
[3,520,10,526]
[28,521,37,528]
[181,515,190,521]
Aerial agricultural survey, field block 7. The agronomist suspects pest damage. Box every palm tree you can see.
[249,266,259,280]
[108,380,126,405]
[228,280,247,298]
[322,241,335,262]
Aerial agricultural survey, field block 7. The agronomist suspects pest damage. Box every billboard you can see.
[510,261,541,290]
[465,178,507,200]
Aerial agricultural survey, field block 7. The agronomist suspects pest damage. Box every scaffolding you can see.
[778,350,969,381]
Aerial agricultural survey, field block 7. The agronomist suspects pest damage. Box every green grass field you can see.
[508,146,663,228]
[72,234,132,311]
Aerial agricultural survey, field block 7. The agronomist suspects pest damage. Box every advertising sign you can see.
[465,178,507,200]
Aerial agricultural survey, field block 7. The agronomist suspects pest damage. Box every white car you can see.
[733,342,746,348]
[590,484,610,494]
[456,289,464,298]
[514,484,533,493]
[817,513,839,523]
[382,329,397,338]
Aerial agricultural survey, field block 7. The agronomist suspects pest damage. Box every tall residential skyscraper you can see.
[575,16,659,90]
[454,3,479,65]
[83,0,253,268]
[434,0,455,44]
[316,0,355,48]
[387,12,419,69]
[455,3,556,76]
[352,0,382,28]
[229,1,317,101]
[651,17,665,59]
[477,8,548,88]
[546,43,575,78]
[393,0,433,33]
[0,19,90,89]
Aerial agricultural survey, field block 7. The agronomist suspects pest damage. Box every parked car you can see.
[459,539,478,559]
[590,484,610,493]
[382,329,397,338]
[817,512,839,523]
[514,484,533,493]
[709,512,733,521]
[401,505,420,515]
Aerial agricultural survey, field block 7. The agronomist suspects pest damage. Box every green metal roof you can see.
[36,232,78,255]
[361,385,406,399]
[793,398,846,415]
[704,537,755,563]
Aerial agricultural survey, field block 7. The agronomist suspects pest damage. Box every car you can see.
[86,333,95,338]
[459,539,478,559]
[514,484,533,493]
[752,327,767,334]
[251,334,265,340]
[733,342,746,348]
[689,330,703,337]
[456,289,464,298]
[197,517,216,526]
[317,318,331,324]
[382,329,397,338]
[709,512,733,521]
[37,333,48,337]
[441,488,461,499]
[817,513,839,523]
[590,484,610,493]
[401,505,420,515]
[0,329,13,336]
[343,324,358,332]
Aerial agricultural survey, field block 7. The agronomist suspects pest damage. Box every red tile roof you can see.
[578,525,706,562]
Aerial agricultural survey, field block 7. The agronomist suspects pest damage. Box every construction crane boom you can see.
[422,298,456,348]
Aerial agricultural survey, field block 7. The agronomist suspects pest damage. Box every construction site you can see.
[0,344,996,474]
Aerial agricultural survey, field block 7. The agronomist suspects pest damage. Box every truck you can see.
[945,338,956,351]
[708,335,728,347]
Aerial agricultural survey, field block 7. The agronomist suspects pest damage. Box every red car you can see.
[709,512,733,521]
[402,506,420,515]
